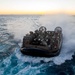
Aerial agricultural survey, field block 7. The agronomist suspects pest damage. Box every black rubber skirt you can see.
[20,48,60,57]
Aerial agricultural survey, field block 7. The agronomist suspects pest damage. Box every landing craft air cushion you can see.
[20,26,63,57]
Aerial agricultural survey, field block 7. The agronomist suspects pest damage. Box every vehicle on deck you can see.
[20,26,63,57]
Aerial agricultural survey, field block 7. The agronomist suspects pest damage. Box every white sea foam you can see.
[7,14,75,65]
[39,14,75,65]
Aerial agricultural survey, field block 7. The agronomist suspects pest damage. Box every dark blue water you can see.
[0,15,75,75]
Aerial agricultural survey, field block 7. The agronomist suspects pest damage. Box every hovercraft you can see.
[20,26,63,57]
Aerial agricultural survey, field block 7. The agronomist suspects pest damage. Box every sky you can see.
[0,0,75,15]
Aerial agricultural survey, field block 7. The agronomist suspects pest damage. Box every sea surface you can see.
[0,14,75,75]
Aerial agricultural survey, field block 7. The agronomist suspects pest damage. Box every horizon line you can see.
[0,10,75,15]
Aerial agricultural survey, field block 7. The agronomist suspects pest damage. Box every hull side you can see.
[21,48,60,57]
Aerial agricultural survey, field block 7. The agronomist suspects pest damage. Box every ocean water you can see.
[0,14,75,75]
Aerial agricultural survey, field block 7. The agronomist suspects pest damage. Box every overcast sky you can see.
[0,0,75,14]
